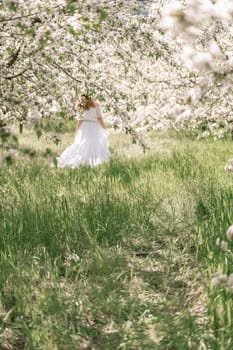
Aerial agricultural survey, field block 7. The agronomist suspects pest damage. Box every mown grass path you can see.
[0,130,233,349]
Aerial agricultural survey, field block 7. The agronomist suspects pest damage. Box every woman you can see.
[57,94,110,168]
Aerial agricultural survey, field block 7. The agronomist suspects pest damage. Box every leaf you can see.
[57,111,66,118]
[44,148,52,157]
[68,27,77,36]
[5,155,14,166]
[36,129,42,139]
[45,56,53,64]
[39,37,47,49]
[27,28,36,37]
[12,135,18,145]
[65,3,76,15]
[9,2,18,12]
[97,8,108,22]
[54,136,61,145]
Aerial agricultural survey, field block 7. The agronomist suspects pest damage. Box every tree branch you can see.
[6,45,21,68]
[4,68,28,80]
[51,61,82,83]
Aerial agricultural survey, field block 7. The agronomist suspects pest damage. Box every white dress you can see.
[57,105,110,168]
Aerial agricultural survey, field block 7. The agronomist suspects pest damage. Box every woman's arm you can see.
[95,102,106,129]
[75,99,80,110]
[97,117,105,129]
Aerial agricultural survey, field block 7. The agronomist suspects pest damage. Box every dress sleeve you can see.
[96,104,103,118]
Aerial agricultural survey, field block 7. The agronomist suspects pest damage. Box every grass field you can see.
[0,127,233,349]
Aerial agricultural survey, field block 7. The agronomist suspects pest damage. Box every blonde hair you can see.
[76,94,96,110]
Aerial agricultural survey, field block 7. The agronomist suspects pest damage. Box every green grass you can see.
[0,128,233,349]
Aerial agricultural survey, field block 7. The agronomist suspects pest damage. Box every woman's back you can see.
[57,94,110,168]
[82,107,98,121]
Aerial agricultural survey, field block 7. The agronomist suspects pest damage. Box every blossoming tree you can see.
[0,0,233,157]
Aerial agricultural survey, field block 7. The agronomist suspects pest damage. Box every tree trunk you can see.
[19,122,23,134]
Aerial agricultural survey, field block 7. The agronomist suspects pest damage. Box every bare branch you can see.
[6,46,21,68]
[4,68,28,80]
[51,61,82,83]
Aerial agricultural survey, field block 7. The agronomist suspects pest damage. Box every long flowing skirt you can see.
[57,121,110,168]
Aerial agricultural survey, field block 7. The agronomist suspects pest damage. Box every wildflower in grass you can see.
[220,240,228,252]
[211,272,227,287]
[64,252,80,268]
[225,158,233,173]
[228,274,233,292]
[226,225,233,241]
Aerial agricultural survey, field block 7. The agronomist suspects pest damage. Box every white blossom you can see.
[209,41,222,57]
[160,1,185,33]
[211,272,227,287]
[27,108,41,120]
[181,47,213,71]
[220,240,228,252]
[225,159,233,174]
[226,225,233,241]
[212,0,233,20]
[228,274,233,292]
[49,100,60,114]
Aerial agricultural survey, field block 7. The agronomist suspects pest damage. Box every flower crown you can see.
[80,95,89,105]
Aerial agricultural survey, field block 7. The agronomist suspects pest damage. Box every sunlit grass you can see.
[1,128,233,349]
